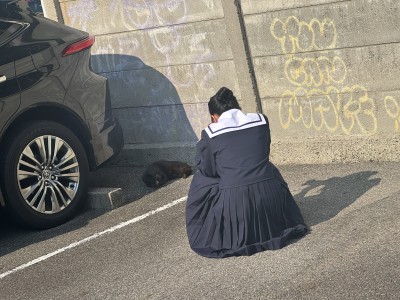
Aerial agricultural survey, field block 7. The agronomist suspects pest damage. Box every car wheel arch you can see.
[0,104,97,171]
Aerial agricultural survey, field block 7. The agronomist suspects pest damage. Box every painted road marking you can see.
[0,196,188,280]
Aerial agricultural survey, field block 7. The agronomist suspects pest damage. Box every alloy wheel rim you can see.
[17,135,80,214]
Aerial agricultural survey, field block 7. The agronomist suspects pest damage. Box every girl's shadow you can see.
[294,171,381,227]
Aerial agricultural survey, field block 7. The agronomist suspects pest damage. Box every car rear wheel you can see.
[1,121,89,229]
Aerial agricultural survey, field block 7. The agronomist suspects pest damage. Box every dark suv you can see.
[0,1,124,228]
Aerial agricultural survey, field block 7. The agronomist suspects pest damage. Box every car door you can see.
[0,30,20,135]
[0,27,20,196]
[0,13,35,134]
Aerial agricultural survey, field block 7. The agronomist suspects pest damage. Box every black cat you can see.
[142,160,192,187]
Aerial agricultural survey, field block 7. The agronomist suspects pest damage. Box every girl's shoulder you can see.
[204,111,268,138]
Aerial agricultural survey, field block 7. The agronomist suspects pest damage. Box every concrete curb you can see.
[87,188,124,210]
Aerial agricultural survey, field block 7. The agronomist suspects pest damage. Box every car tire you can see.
[0,121,89,229]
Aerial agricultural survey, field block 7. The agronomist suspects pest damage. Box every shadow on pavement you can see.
[0,165,164,257]
[0,165,185,257]
[294,171,381,227]
[0,208,104,257]
[88,165,157,204]
[0,170,381,257]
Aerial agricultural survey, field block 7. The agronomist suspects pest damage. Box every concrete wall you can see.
[243,0,400,163]
[42,0,400,165]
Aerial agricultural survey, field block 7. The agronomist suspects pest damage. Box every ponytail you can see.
[208,87,241,115]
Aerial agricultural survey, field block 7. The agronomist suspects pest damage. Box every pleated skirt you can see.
[186,174,308,258]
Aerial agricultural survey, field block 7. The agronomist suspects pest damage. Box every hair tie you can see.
[221,98,231,105]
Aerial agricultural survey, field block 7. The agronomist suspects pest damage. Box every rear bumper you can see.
[90,116,124,168]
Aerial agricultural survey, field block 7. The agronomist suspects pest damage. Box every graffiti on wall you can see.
[385,96,400,132]
[65,0,189,31]
[147,28,216,90]
[270,17,337,54]
[270,16,398,134]
[65,0,98,32]
[61,0,225,142]
[65,0,218,91]
[110,0,216,30]
[109,0,188,30]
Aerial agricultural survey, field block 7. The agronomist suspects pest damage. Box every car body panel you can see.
[0,1,123,172]
[0,1,124,222]
[0,51,20,133]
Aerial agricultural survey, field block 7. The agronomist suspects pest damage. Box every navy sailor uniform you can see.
[186,109,308,258]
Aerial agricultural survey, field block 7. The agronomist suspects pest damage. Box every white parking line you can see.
[0,196,188,280]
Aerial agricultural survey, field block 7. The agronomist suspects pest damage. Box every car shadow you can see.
[293,171,381,227]
[0,207,104,256]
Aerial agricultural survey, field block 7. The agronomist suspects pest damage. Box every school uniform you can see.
[186,109,308,258]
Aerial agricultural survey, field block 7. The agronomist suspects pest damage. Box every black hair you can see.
[208,87,241,116]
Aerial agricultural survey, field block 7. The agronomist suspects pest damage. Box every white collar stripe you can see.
[208,114,262,134]
[205,109,266,138]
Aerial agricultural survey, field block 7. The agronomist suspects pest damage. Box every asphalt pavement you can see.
[0,161,399,299]
[86,162,400,299]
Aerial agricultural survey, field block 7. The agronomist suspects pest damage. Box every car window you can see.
[0,20,23,46]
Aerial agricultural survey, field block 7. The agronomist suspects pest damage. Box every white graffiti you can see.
[109,0,188,30]
[64,0,219,33]
[148,26,182,54]
[65,0,98,32]
[147,24,216,89]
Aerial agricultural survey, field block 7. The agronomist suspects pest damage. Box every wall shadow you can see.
[89,53,199,198]
[294,171,381,227]
[91,54,199,150]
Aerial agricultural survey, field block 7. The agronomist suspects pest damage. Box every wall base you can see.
[104,137,400,167]
[270,136,400,165]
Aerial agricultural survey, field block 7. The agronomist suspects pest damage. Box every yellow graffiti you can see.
[285,55,347,87]
[384,96,400,131]
[270,16,337,54]
[279,86,377,135]
[270,16,384,135]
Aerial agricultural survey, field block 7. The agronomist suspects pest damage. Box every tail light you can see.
[62,36,95,57]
